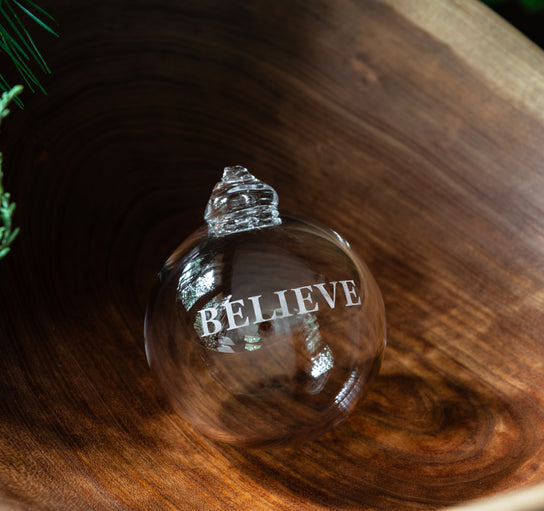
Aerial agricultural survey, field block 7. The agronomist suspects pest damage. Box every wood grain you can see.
[2,0,544,509]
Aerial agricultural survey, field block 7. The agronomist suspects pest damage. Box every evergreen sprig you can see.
[0,84,22,259]
[0,0,58,107]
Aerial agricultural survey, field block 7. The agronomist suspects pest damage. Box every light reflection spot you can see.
[310,345,334,378]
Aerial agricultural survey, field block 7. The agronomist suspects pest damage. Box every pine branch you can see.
[0,85,23,259]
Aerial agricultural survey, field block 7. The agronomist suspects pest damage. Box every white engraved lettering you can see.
[314,281,338,309]
[199,307,222,336]
[292,285,319,314]
[273,289,293,319]
[224,299,250,331]
[247,295,268,323]
[197,280,361,337]
[340,280,362,306]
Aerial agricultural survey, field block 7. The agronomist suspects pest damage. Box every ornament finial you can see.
[204,166,281,236]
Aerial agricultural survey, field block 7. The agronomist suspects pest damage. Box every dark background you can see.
[484,0,544,48]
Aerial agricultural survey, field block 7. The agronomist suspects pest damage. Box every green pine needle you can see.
[0,85,23,259]
[0,0,57,104]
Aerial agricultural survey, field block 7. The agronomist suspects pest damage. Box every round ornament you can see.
[144,166,386,446]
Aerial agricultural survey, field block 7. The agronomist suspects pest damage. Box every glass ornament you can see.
[144,166,386,447]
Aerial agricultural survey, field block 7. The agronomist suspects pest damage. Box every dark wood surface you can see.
[2,1,544,509]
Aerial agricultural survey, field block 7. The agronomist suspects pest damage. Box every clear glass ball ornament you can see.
[144,166,386,447]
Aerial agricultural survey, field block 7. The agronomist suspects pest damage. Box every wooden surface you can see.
[2,0,544,509]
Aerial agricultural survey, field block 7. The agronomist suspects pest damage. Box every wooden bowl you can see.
[2,1,544,509]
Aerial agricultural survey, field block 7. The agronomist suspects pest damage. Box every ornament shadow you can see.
[216,370,536,509]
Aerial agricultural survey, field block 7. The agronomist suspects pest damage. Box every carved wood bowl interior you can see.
[2,1,544,509]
